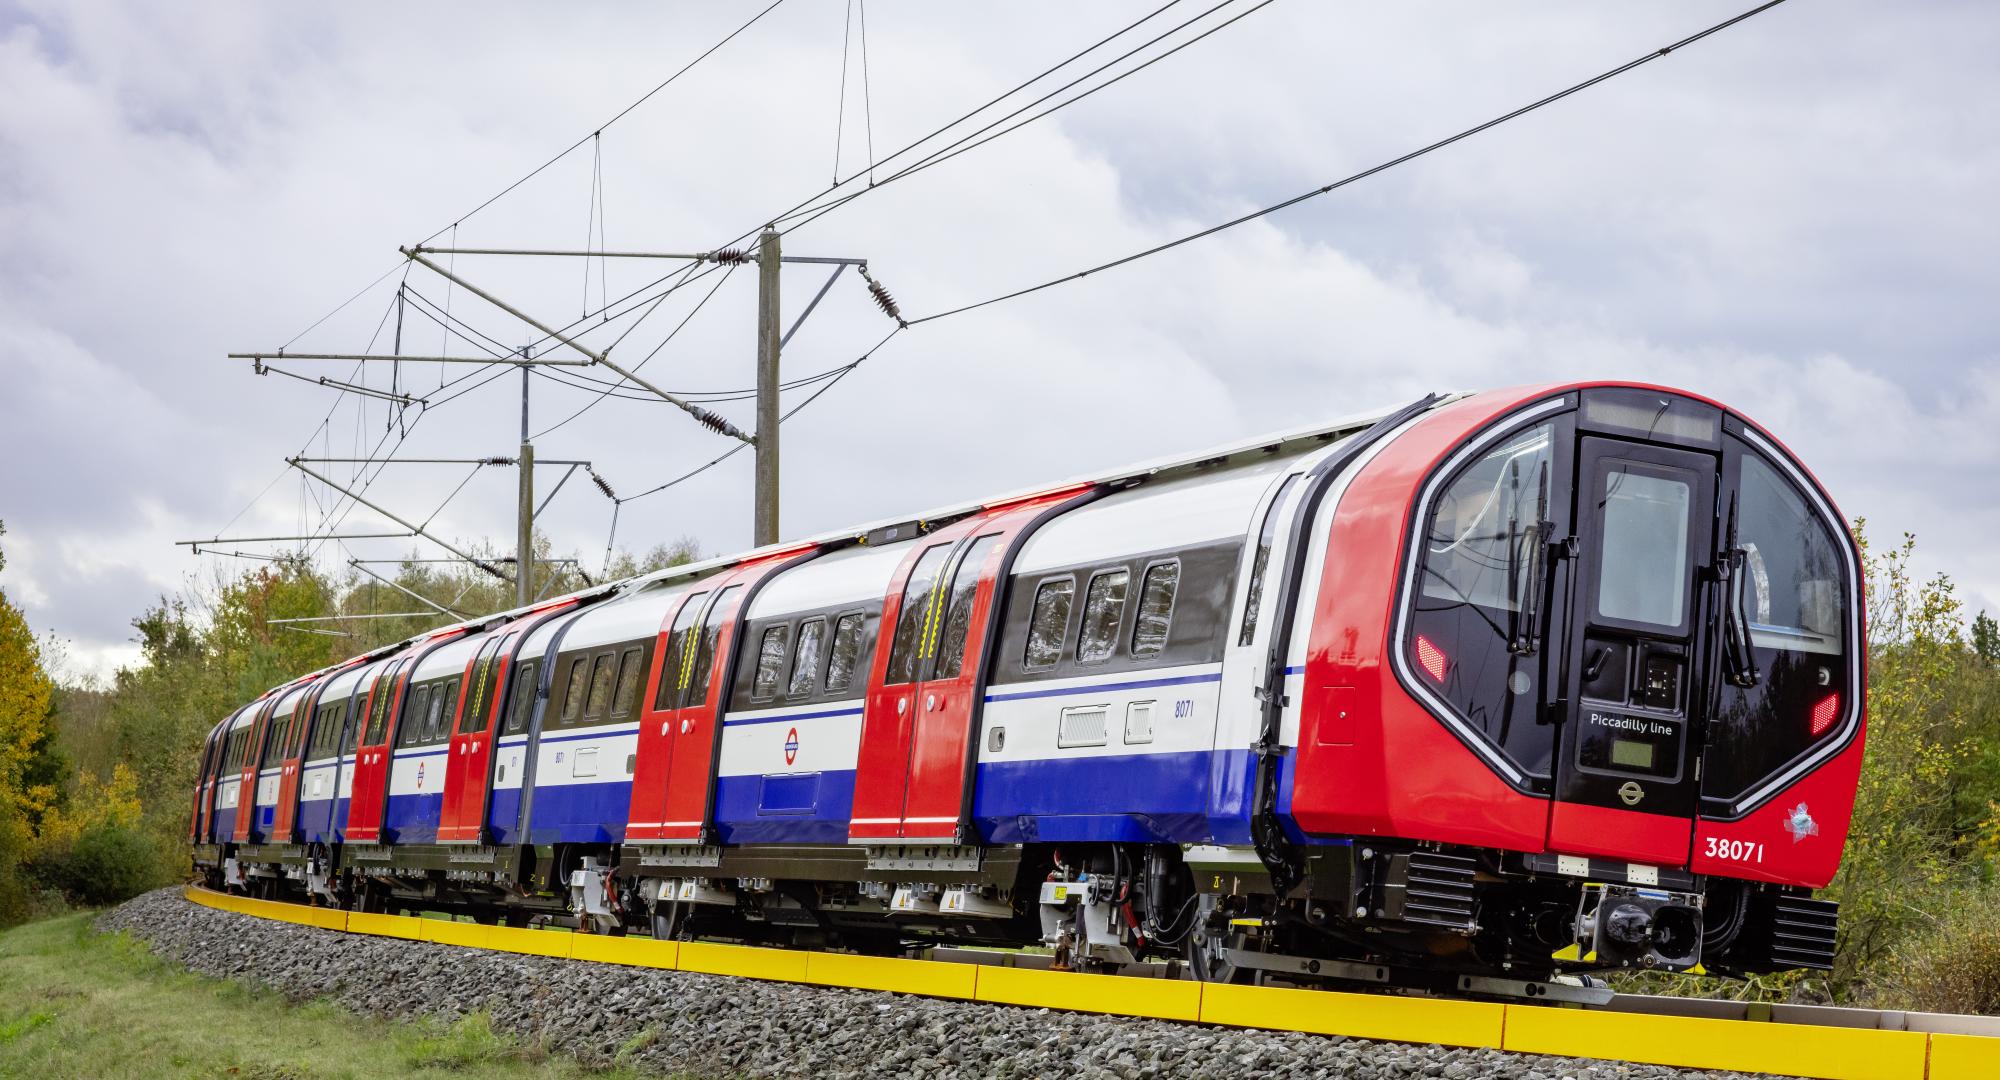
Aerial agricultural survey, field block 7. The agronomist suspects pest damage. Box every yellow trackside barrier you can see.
[343,910,423,940]
[420,919,492,951]
[975,965,1203,1023]
[181,888,2000,1080]
[1502,1003,1930,1080]
[805,951,978,1000]
[485,925,573,959]
[1928,1033,2000,1080]
[569,934,678,969]
[678,940,811,983]
[1202,981,1504,1049]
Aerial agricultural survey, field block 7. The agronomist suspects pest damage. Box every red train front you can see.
[1246,382,1861,986]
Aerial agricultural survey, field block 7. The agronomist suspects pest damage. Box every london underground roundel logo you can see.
[784,727,799,766]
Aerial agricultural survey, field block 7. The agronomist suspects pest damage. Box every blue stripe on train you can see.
[488,787,524,845]
[973,748,1259,844]
[211,804,237,843]
[298,795,340,845]
[524,781,633,845]
[713,769,859,844]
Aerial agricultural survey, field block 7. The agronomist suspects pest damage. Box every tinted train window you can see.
[259,711,287,767]
[1702,448,1852,808]
[562,657,589,722]
[503,660,538,735]
[434,680,459,742]
[399,686,432,747]
[887,546,953,684]
[935,536,999,680]
[460,648,500,735]
[1407,421,1567,779]
[584,653,616,719]
[1238,476,1300,647]
[656,592,708,710]
[1132,561,1180,659]
[611,647,644,718]
[1079,569,1130,664]
[791,618,826,697]
[825,613,864,692]
[752,625,790,701]
[688,585,742,703]
[363,668,397,745]
[1025,578,1075,670]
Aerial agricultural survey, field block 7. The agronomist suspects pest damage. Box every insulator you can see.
[692,406,735,437]
[867,279,905,326]
[591,472,617,500]
[709,248,747,265]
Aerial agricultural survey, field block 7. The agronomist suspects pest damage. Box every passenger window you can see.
[1078,569,1130,664]
[557,657,586,723]
[790,618,827,697]
[401,685,432,747]
[503,660,538,735]
[934,536,999,680]
[752,625,790,701]
[887,545,954,684]
[585,653,617,719]
[825,613,865,693]
[1239,476,1300,647]
[260,712,287,767]
[688,585,743,704]
[611,647,644,717]
[433,680,459,743]
[1132,561,1180,659]
[656,591,709,710]
[363,669,397,746]
[1025,578,1076,670]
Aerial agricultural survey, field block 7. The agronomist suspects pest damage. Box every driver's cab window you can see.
[1408,419,1569,779]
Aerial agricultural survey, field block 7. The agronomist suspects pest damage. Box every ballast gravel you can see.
[98,888,1785,1080]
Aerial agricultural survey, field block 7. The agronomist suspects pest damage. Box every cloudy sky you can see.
[1,0,1995,679]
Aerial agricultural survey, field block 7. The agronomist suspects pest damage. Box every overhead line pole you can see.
[755,227,781,546]
[518,365,534,608]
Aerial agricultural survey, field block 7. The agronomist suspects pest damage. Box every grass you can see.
[0,911,672,1079]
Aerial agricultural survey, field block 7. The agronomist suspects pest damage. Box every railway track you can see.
[182,885,1996,1080]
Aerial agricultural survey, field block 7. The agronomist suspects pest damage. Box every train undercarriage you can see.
[194,835,1836,1003]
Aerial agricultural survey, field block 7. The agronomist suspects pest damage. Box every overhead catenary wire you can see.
[907,0,1795,326]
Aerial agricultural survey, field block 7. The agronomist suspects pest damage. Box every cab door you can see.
[344,658,412,844]
[1547,436,1718,865]
[439,634,508,842]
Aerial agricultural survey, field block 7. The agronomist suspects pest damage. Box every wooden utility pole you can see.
[754,227,782,547]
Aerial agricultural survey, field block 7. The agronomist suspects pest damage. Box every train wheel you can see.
[1182,895,1253,984]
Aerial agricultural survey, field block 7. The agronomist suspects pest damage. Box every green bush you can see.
[28,821,166,908]
[1879,881,2000,1013]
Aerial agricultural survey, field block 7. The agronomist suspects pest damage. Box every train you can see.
[190,382,1861,1000]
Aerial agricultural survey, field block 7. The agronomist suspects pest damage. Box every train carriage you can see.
[192,382,1862,994]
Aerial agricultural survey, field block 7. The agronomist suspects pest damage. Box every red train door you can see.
[192,719,227,842]
[1546,436,1718,865]
[232,695,282,843]
[849,490,1086,843]
[269,682,323,842]
[627,552,807,843]
[439,630,516,842]
[345,657,413,844]
[626,588,711,840]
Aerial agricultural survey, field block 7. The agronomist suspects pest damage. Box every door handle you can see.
[926,693,937,711]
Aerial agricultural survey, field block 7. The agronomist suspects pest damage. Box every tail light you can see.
[1415,634,1450,683]
[1809,694,1839,737]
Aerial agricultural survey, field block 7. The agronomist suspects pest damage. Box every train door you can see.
[270,683,322,842]
[1547,433,1719,865]
[849,490,1084,843]
[628,553,804,844]
[192,719,227,843]
[232,696,281,843]
[625,588,710,840]
[344,658,412,844]
[439,632,514,842]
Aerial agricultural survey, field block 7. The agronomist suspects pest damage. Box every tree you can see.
[0,520,61,924]
[1975,611,1999,668]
